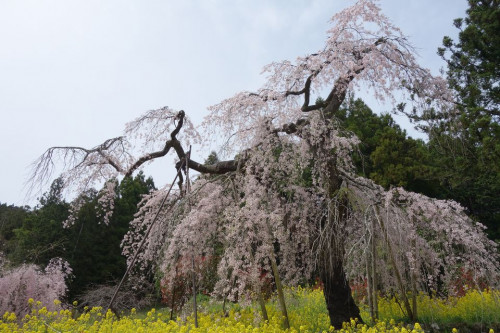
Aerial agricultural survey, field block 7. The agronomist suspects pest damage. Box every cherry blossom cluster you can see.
[343,177,499,294]
[204,0,453,158]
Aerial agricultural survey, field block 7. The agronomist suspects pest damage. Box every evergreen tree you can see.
[0,203,30,263]
[66,172,154,298]
[437,0,499,129]
[432,0,500,239]
[339,98,442,197]
[4,173,154,299]
[9,178,70,266]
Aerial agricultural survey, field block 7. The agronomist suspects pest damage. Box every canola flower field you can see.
[1,288,499,332]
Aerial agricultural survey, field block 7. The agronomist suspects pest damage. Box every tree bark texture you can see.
[318,159,362,328]
[320,261,361,329]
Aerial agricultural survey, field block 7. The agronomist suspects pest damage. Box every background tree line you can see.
[0,172,154,301]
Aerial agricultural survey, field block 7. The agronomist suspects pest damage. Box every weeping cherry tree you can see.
[29,0,499,327]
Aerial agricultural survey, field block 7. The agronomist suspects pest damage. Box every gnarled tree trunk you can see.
[317,157,363,328]
[320,259,361,329]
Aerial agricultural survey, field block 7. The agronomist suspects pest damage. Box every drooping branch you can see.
[28,136,128,195]
[107,158,186,315]
[29,106,243,202]
[323,65,365,117]
[127,109,241,178]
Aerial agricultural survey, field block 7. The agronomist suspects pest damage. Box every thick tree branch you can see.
[271,63,364,137]
[123,109,240,178]
[170,110,185,139]
[181,159,238,174]
[323,67,364,118]
[248,40,386,117]
[124,111,186,178]
[285,73,320,112]
[291,38,387,116]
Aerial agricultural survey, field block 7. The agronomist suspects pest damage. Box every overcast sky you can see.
[0,0,467,206]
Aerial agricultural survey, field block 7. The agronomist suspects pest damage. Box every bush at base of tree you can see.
[77,277,155,313]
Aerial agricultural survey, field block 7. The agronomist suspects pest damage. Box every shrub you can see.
[78,277,155,312]
[0,258,71,317]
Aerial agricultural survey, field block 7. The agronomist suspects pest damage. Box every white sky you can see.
[0,0,467,206]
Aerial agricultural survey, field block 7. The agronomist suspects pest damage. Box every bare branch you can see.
[27,136,127,197]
